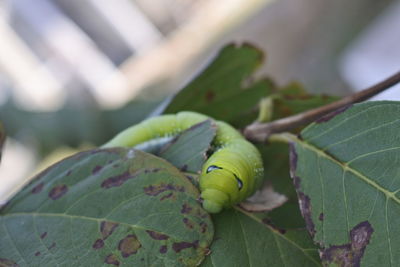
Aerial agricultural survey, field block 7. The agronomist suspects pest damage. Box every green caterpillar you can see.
[103,111,264,213]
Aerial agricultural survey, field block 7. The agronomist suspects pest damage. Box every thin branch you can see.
[244,71,400,142]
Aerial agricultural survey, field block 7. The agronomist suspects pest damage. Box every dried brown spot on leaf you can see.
[104,254,120,266]
[172,240,199,253]
[315,105,351,123]
[289,148,316,236]
[289,143,298,176]
[40,232,47,239]
[92,239,104,249]
[181,203,192,214]
[34,251,40,256]
[146,230,169,240]
[100,221,119,240]
[143,183,184,196]
[321,221,373,267]
[297,192,315,237]
[118,234,141,258]
[31,183,44,194]
[0,258,18,266]
[205,91,215,102]
[101,171,136,189]
[195,208,209,219]
[159,245,168,254]
[49,242,56,249]
[49,184,68,200]
[199,222,208,233]
[160,192,174,201]
[180,165,188,172]
[92,165,103,174]
[182,218,194,229]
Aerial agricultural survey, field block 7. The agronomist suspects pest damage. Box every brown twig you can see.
[244,71,400,142]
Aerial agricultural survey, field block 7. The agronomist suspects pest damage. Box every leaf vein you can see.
[297,139,400,205]
[322,117,400,151]
[1,217,29,266]
[305,104,388,142]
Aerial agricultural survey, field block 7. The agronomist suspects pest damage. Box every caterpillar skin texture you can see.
[103,111,264,213]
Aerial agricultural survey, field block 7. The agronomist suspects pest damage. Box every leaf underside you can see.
[291,101,400,266]
[158,120,217,174]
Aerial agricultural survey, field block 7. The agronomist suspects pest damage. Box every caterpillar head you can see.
[199,165,244,213]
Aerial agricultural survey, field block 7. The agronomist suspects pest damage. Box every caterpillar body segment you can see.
[103,112,209,148]
[103,111,264,213]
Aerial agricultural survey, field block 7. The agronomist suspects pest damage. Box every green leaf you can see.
[0,97,159,155]
[253,83,339,229]
[0,121,5,163]
[130,120,216,184]
[162,44,274,127]
[272,82,339,125]
[158,120,216,174]
[0,148,213,266]
[257,143,306,229]
[200,209,321,267]
[290,101,400,266]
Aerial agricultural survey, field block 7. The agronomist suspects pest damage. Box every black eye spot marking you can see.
[234,174,243,190]
[206,165,222,173]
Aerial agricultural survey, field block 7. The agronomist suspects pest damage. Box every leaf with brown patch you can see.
[291,101,400,266]
[321,221,373,267]
[101,171,136,189]
[100,221,119,240]
[92,239,104,250]
[0,258,18,267]
[48,185,68,200]
[104,254,120,266]
[162,43,274,128]
[118,235,141,258]
[31,183,44,194]
[173,241,199,253]
[0,148,213,266]
[146,230,169,241]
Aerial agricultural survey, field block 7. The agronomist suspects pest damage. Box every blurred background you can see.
[0,0,399,203]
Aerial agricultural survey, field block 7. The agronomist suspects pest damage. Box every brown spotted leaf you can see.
[254,82,338,229]
[200,209,321,267]
[162,43,274,127]
[271,82,339,124]
[0,148,213,266]
[290,101,400,266]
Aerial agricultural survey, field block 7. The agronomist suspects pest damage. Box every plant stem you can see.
[244,71,400,142]
[267,133,297,144]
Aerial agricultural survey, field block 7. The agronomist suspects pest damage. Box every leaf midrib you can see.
[237,208,321,266]
[296,138,400,205]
